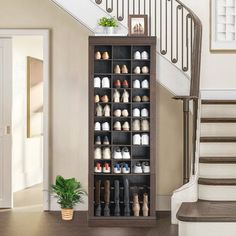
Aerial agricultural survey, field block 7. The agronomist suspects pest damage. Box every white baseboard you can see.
[201,89,236,99]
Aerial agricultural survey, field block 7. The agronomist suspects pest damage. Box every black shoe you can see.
[95,136,101,145]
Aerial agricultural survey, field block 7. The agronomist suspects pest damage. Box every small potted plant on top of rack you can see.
[51,175,87,221]
[98,16,119,35]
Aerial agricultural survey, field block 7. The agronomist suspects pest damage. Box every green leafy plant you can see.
[98,17,118,27]
[51,175,87,209]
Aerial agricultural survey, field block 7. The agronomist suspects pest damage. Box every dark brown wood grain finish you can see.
[199,157,236,164]
[201,118,236,123]
[88,36,157,226]
[177,201,236,222]
[202,100,236,105]
[200,137,236,142]
[198,178,236,186]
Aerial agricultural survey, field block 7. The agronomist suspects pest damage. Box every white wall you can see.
[12,36,43,192]
[181,0,236,92]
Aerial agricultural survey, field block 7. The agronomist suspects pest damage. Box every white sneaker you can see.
[133,120,141,131]
[96,104,103,117]
[122,163,130,173]
[141,80,149,88]
[94,77,101,88]
[103,163,111,173]
[113,148,122,159]
[94,122,101,131]
[133,79,141,88]
[133,108,140,117]
[102,77,110,88]
[134,162,143,174]
[141,108,149,117]
[142,66,149,74]
[113,163,121,174]
[122,121,130,131]
[102,122,110,131]
[114,121,121,131]
[122,109,129,117]
[113,89,121,103]
[134,51,141,60]
[142,162,150,173]
[141,119,149,131]
[134,66,141,74]
[122,147,131,159]
[103,105,111,117]
[142,134,149,145]
[94,148,102,160]
[94,163,102,173]
[114,109,121,117]
[141,51,149,60]
[121,90,129,103]
[133,134,141,145]
[103,148,111,160]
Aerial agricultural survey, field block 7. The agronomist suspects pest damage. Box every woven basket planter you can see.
[61,209,74,221]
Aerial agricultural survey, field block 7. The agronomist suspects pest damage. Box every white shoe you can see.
[122,122,130,131]
[133,120,141,131]
[94,148,102,160]
[121,90,129,103]
[142,162,150,173]
[113,89,121,103]
[141,119,149,131]
[141,108,149,117]
[141,51,149,60]
[142,66,149,74]
[122,163,130,173]
[113,148,122,159]
[103,163,111,173]
[133,134,141,145]
[134,162,143,174]
[122,147,131,159]
[113,164,121,174]
[141,80,149,88]
[96,104,103,117]
[102,122,110,131]
[94,77,101,88]
[94,163,102,173]
[114,109,122,117]
[103,105,111,117]
[133,108,140,117]
[122,109,129,117]
[114,121,121,131]
[103,148,111,160]
[94,122,101,131]
[134,66,141,74]
[141,134,149,145]
[102,77,110,88]
[134,51,141,60]
[133,79,141,88]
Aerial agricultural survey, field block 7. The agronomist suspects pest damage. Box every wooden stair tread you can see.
[202,100,236,105]
[200,137,236,142]
[198,178,236,186]
[177,200,236,222]
[200,156,236,164]
[201,118,236,123]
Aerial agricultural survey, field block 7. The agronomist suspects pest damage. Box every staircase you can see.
[177,100,236,235]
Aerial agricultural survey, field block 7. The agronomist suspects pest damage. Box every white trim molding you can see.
[201,89,236,99]
[0,29,50,211]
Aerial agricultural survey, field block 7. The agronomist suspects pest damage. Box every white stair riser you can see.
[179,221,236,236]
[201,123,236,137]
[200,143,236,157]
[199,164,236,178]
[201,104,236,118]
[199,185,236,201]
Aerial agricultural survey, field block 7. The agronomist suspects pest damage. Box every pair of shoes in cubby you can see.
[113,163,130,174]
[133,79,149,89]
[114,121,130,131]
[94,77,110,88]
[133,162,150,174]
[95,51,109,60]
[94,147,111,160]
[113,89,129,103]
[133,120,149,131]
[114,109,129,117]
[95,94,109,103]
[133,108,149,117]
[133,193,149,217]
[133,95,149,102]
[96,104,110,117]
[133,134,149,145]
[114,65,128,74]
[94,162,111,173]
[133,66,149,74]
[134,51,149,60]
[94,122,110,131]
[113,147,131,160]
[95,136,110,145]
[114,79,129,88]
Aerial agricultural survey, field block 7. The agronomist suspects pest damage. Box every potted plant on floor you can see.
[51,175,87,221]
[98,16,118,34]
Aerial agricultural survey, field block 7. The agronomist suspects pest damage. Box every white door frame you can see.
[0,29,50,211]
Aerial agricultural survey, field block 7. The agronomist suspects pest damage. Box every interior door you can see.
[0,38,12,208]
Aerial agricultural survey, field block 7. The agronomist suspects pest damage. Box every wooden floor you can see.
[0,211,177,236]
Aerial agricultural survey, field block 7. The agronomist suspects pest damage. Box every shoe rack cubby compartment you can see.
[89,37,156,226]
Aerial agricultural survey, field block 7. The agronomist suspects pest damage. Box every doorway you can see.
[0,30,49,211]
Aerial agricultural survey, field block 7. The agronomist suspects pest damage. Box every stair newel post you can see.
[183,98,190,184]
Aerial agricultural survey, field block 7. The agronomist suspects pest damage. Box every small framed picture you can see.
[128,15,148,36]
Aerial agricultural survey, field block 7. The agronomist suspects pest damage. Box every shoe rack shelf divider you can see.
[88,36,157,227]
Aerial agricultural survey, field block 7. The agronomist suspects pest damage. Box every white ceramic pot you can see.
[104,27,115,35]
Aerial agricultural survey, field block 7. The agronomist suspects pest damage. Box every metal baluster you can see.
[139,0,141,14]
[95,0,102,4]
[117,0,124,21]
[144,0,146,14]
[171,0,173,62]
[133,0,135,14]
[106,0,113,13]
[181,6,184,71]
